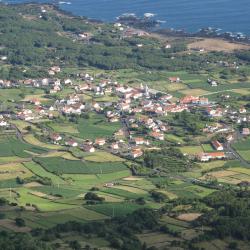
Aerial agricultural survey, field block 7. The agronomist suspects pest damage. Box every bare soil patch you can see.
[188,38,250,52]
[177,213,202,222]
[0,219,31,232]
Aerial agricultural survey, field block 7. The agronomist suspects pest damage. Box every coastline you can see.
[1,1,250,51]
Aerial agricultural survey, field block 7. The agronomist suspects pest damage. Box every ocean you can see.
[3,0,250,34]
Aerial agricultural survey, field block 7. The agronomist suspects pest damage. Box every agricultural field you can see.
[0,136,47,158]
[34,157,128,174]
[232,137,250,161]
[77,114,121,139]
[0,163,33,180]
[23,134,63,150]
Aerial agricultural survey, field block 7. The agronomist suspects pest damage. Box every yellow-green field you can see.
[23,134,63,150]
[0,163,33,180]
[84,151,125,162]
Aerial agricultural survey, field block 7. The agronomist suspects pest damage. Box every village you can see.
[0,65,249,166]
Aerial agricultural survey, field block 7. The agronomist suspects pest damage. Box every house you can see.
[111,143,119,150]
[150,131,164,141]
[82,145,95,153]
[131,148,143,158]
[133,137,149,145]
[0,120,8,127]
[180,96,199,104]
[198,152,225,162]
[50,133,62,142]
[242,128,250,136]
[169,77,181,83]
[30,99,41,106]
[198,98,209,105]
[208,79,218,87]
[65,139,78,147]
[95,138,106,146]
[50,66,61,73]
[211,140,224,151]
[226,134,234,142]
[239,107,247,114]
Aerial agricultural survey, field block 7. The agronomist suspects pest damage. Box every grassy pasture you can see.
[32,185,82,198]
[48,122,79,134]
[180,145,203,155]
[63,170,130,188]
[86,202,142,217]
[101,188,146,199]
[198,160,226,171]
[0,136,46,157]
[83,151,125,162]
[15,188,77,212]
[179,88,210,96]
[202,144,215,153]
[34,157,128,174]
[23,134,63,150]
[77,114,121,139]
[0,163,33,180]
[11,120,40,133]
[0,156,26,164]
[23,161,65,184]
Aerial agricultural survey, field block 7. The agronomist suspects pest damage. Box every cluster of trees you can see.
[195,190,250,240]
[143,147,193,173]
[172,110,209,135]
[28,208,159,250]
[1,4,244,80]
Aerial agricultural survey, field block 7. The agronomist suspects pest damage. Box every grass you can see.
[165,134,184,144]
[34,157,128,174]
[77,114,121,139]
[48,122,79,134]
[23,161,65,184]
[101,188,146,199]
[32,186,82,198]
[23,134,63,150]
[63,170,130,188]
[0,136,46,157]
[202,144,216,153]
[0,163,33,180]
[199,161,226,171]
[180,145,203,155]
[179,88,210,96]
[83,151,125,162]
[0,156,27,164]
[11,120,40,133]
[86,202,142,217]
[15,188,77,212]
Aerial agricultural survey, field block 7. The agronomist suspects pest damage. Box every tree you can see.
[15,217,26,227]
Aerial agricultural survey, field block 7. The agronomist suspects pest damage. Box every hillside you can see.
[0,3,250,250]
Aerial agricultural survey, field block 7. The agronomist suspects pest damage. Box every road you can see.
[225,130,250,167]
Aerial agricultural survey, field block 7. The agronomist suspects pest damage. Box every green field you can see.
[232,138,250,161]
[77,114,121,139]
[86,202,142,217]
[34,157,128,174]
[0,136,47,157]
[23,161,65,184]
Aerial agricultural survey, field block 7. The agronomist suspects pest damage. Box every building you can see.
[169,77,181,83]
[242,128,250,136]
[66,139,78,147]
[211,140,224,151]
[133,137,149,145]
[131,148,143,158]
[95,138,106,146]
[198,152,225,162]
[149,131,164,141]
[82,145,95,153]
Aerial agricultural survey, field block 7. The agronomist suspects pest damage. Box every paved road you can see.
[226,130,250,167]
